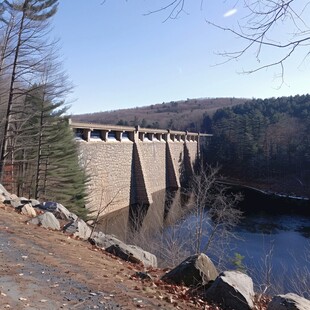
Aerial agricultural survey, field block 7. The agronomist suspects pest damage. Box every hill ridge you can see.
[72,97,249,131]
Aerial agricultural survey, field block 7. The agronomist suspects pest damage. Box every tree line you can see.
[0,0,87,216]
[203,95,310,196]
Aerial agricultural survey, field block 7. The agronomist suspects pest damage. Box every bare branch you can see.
[144,0,186,22]
[146,0,310,76]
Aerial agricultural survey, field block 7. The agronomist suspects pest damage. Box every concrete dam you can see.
[70,121,211,215]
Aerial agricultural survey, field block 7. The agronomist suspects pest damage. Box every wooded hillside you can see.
[206,95,310,197]
[72,97,248,131]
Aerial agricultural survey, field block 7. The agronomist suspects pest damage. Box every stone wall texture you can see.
[138,141,166,202]
[79,141,134,214]
[77,136,199,216]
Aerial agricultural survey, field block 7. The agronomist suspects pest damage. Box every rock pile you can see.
[1,183,310,309]
[0,183,157,268]
[161,259,310,310]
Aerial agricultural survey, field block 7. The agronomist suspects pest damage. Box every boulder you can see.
[21,203,37,217]
[1,189,32,208]
[268,293,310,310]
[205,270,254,310]
[5,198,23,208]
[0,183,9,194]
[63,219,92,240]
[0,184,11,201]
[10,194,19,200]
[127,245,157,267]
[161,253,218,286]
[90,231,123,248]
[29,199,41,207]
[40,201,77,221]
[105,243,157,267]
[28,212,60,230]
[20,197,30,204]
[90,232,157,267]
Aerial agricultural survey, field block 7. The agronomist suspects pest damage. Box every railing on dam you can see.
[69,120,212,143]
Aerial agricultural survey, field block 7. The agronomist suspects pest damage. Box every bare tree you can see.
[89,186,122,239]
[188,165,243,268]
[0,0,58,180]
[140,0,310,77]
[126,165,243,268]
[287,241,310,298]
[128,192,192,268]
[206,1,310,77]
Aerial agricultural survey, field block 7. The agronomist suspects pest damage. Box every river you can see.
[99,187,310,297]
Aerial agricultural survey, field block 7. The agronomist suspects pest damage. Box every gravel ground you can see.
[0,205,200,310]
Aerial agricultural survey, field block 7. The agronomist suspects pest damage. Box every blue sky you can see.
[51,1,310,114]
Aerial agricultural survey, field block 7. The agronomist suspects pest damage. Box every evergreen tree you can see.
[207,94,310,195]
[16,84,87,217]
[0,0,58,180]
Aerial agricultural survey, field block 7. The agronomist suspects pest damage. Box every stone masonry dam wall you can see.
[70,121,211,215]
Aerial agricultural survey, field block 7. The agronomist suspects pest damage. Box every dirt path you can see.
[0,205,203,310]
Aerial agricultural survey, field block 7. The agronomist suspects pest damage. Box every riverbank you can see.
[218,175,310,199]
[217,179,310,215]
[0,204,205,310]
[1,191,309,308]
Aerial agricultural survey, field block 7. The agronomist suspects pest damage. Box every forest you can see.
[204,95,310,197]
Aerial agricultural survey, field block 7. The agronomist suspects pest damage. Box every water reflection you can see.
[97,188,192,242]
[98,187,310,296]
[98,187,310,243]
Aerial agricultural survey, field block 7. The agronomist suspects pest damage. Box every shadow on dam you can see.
[97,188,192,242]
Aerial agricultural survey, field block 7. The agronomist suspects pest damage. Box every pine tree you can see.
[16,84,88,217]
[40,115,88,217]
[0,0,58,180]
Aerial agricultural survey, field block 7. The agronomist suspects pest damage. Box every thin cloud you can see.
[223,8,237,17]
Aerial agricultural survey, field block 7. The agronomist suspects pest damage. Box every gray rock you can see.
[205,270,254,310]
[21,204,37,217]
[28,212,60,230]
[0,184,11,201]
[20,197,30,203]
[161,253,218,287]
[63,219,92,240]
[90,232,123,248]
[90,232,157,267]
[6,198,23,208]
[268,293,310,310]
[128,244,157,267]
[40,201,77,221]
[2,192,31,208]
[105,243,157,267]
[30,199,41,207]
[10,194,18,200]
